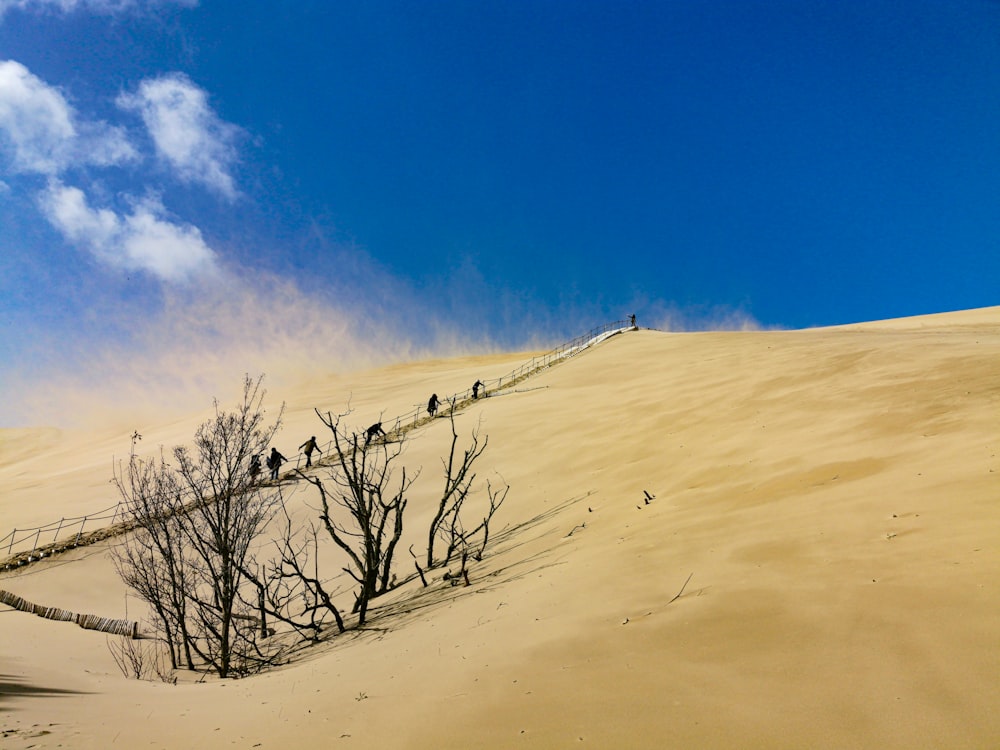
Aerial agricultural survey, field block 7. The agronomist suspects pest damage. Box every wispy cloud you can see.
[0,59,136,174]
[0,0,196,21]
[1,267,443,428]
[118,73,241,200]
[39,180,218,281]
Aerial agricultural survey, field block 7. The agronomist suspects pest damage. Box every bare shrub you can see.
[107,634,175,683]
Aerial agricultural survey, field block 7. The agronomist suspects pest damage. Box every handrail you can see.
[300,319,632,465]
[1,503,122,558]
[1,319,636,567]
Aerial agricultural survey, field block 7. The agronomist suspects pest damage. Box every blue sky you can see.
[1,0,999,425]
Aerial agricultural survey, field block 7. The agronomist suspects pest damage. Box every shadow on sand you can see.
[347,490,597,639]
[0,673,88,712]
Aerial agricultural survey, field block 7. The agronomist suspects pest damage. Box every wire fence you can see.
[2,503,123,561]
[294,318,632,469]
[1,319,634,566]
[372,318,630,445]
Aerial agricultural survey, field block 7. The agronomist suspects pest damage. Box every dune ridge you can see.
[1,307,998,749]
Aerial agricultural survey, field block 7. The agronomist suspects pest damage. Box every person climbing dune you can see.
[267,447,287,480]
[249,453,262,480]
[298,435,322,468]
[364,422,387,447]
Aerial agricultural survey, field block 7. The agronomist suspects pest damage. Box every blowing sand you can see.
[1,308,998,749]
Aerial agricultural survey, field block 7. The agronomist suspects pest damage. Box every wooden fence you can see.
[0,588,138,638]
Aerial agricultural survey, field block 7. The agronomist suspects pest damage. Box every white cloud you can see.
[0,59,136,174]
[0,62,236,286]
[0,0,197,21]
[118,73,240,199]
[120,199,218,281]
[0,60,74,174]
[77,118,138,166]
[39,180,218,282]
[40,179,118,244]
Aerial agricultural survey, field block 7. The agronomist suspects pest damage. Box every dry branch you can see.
[668,573,693,605]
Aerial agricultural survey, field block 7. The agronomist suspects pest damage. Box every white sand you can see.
[2,307,998,748]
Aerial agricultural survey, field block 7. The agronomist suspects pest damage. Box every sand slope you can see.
[2,308,998,749]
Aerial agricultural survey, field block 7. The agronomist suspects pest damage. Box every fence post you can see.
[31,528,41,557]
[75,517,87,545]
[7,530,14,555]
[53,518,64,543]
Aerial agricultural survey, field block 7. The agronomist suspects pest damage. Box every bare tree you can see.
[300,408,415,626]
[112,375,284,678]
[114,380,509,676]
[111,438,194,670]
[464,478,509,562]
[424,405,508,572]
[255,497,346,639]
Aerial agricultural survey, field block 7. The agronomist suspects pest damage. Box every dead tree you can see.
[256,496,346,639]
[464,478,509,562]
[436,477,509,573]
[112,375,284,678]
[425,403,485,569]
[111,443,194,670]
[301,408,415,626]
[425,405,508,571]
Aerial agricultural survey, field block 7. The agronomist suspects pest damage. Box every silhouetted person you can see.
[630,313,637,329]
[248,453,262,480]
[299,435,322,468]
[427,393,440,417]
[364,422,386,447]
[472,380,483,399]
[267,447,287,480]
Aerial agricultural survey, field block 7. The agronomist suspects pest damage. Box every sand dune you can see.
[2,308,998,749]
